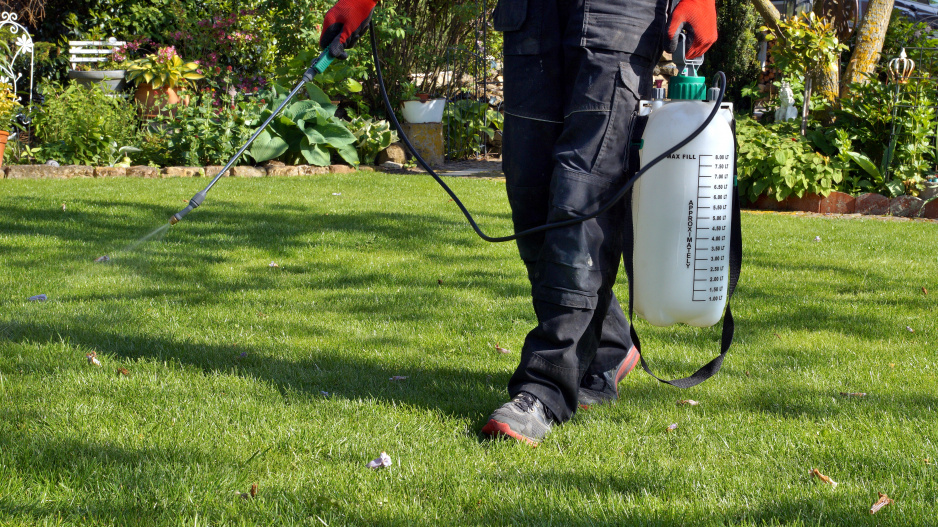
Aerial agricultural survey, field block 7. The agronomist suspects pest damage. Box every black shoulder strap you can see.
[622,117,742,388]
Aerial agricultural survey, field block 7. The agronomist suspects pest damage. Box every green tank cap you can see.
[668,75,707,100]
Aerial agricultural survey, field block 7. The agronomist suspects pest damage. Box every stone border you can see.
[749,191,938,220]
[0,164,374,180]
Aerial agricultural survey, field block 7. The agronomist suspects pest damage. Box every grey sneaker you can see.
[577,345,640,409]
[481,392,555,446]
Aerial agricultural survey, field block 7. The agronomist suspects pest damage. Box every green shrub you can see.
[32,81,138,166]
[443,99,502,160]
[735,116,845,202]
[699,0,761,105]
[138,89,264,167]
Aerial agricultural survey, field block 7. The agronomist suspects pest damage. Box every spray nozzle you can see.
[673,33,704,77]
[169,190,207,225]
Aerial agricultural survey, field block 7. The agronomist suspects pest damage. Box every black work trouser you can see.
[495,0,668,422]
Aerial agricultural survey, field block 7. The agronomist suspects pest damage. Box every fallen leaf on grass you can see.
[28,294,47,302]
[437,279,443,285]
[268,262,280,268]
[925,458,932,465]
[923,287,928,295]
[86,352,101,367]
[495,343,511,354]
[117,368,130,376]
[774,333,781,339]
[870,493,893,514]
[94,255,110,263]
[250,483,258,498]
[889,363,896,368]
[810,468,838,488]
[666,423,678,432]
[677,400,699,406]
[366,452,392,469]
[840,392,867,397]
[389,376,408,381]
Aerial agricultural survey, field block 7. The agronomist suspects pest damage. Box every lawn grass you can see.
[1,173,936,526]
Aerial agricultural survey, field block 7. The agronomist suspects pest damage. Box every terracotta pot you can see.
[134,83,188,118]
[0,130,8,167]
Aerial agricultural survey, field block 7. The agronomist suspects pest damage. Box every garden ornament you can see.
[775,81,798,122]
[888,49,915,84]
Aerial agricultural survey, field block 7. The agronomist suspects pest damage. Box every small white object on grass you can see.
[813,236,821,242]
[28,294,47,302]
[269,262,280,268]
[366,452,392,469]
[390,376,408,381]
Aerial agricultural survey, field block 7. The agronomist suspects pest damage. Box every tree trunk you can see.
[750,0,782,37]
[841,0,895,97]
[811,0,840,109]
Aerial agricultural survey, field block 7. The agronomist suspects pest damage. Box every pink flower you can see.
[156,46,178,63]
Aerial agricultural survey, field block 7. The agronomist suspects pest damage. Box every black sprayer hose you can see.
[369,23,727,243]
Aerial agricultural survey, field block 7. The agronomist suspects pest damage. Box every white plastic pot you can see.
[401,98,446,124]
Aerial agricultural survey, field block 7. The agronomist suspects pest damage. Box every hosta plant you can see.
[347,115,398,165]
[126,46,203,89]
[248,84,359,166]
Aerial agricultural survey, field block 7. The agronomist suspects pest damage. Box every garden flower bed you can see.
[1,163,371,180]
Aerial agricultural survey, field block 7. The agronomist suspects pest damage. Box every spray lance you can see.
[167,25,740,387]
[169,51,336,225]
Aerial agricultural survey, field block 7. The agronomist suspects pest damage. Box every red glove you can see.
[667,0,717,60]
[319,0,378,60]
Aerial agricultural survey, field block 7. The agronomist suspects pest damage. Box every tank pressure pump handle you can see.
[673,32,704,77]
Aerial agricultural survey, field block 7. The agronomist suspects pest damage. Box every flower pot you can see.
[134,83,186,119]
[921,181,938,201]
[0,130,8,167]
[67,70,128,92]
[401,98,446,124]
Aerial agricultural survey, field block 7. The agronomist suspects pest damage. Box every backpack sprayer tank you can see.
[631,37,735,328]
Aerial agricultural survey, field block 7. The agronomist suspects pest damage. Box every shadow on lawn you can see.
[0,190,525,414]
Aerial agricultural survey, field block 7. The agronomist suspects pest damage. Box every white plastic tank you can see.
[631,77,735,328]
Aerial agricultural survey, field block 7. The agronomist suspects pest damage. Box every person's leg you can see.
[577,292,640,407]
[504,0,668,423]
[484,0,667,444]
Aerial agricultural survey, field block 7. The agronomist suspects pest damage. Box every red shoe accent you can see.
[614,345,640,387]
[481,419,539,447]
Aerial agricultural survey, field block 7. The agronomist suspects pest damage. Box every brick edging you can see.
[0,164,375,180]
[749,191,938,219]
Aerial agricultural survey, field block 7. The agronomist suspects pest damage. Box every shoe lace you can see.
[512,392,538,413]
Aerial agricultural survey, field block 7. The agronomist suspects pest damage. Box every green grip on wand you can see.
[314,51,335,74]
